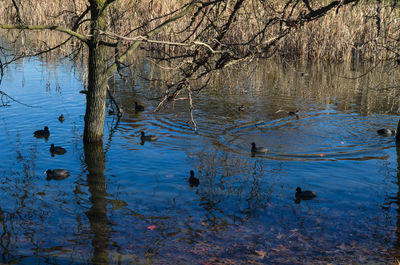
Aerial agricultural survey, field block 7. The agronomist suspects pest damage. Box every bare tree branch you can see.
[0,90,38,108]
[187,85,198,133]
[0,24,88,43]
[105,1,199,77]
[10,0,23,24]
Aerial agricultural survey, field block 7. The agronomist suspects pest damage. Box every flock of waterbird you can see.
[247,109,398,202]
[33,102,152,181]
[33,122,69,181]
[35,106,397,202]
[32,105,321,201]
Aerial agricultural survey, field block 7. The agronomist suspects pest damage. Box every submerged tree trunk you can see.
[84,2,109,143]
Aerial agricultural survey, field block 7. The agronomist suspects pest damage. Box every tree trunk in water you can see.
[84,2,109,143]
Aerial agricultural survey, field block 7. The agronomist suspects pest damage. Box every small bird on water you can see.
[34,126,50,138]
[49,144,66,155]
[45,169,70,180]
[58,114,65,122]
[377,128,396,136]
[140,131,158,142]
[188,170,200,187]
[289,110,300,120]
[251,142,268,154]
[275,109,300,120]
[135,102,145,112]
[295,187,317,202]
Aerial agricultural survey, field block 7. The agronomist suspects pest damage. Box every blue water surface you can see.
[0,58,399,264]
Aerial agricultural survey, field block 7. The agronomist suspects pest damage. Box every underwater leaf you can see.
[255,250,266,259]
[338,243,347,251]
[108,199,128,210]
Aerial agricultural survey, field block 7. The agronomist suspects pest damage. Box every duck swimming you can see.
[135,102,144,111]
[45,169,70,180]
[58,114,65,122]
[295,187,317,200]
[49,144,66,155]
[188,170,200,187]
[140,131,158,142]
[251,142,268,154]
[288,110,299,120]
[34,126,50,138]
[377,128,396,136]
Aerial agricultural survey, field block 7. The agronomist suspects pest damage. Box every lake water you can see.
[1,58,400,264]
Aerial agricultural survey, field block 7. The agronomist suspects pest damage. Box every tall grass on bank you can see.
[0,0,399,62]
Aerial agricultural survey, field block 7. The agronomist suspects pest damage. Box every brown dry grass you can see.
[0,0,399,62]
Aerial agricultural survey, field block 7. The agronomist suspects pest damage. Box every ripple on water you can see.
[109,112,199,151]
[220,113,397,161]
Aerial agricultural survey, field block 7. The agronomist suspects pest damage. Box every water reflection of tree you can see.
[389,144,400,259]
[84,142,110,265]
[195,149,273,227]
[0,131,43,263]
[131,60,400,129]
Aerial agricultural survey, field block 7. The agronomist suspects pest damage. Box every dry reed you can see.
[0,0,398,62]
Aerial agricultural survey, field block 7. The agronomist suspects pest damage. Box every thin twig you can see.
[0,90,38,108]
[99,30,224,54]
[187,85,198,134]
[106,85,123,116]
